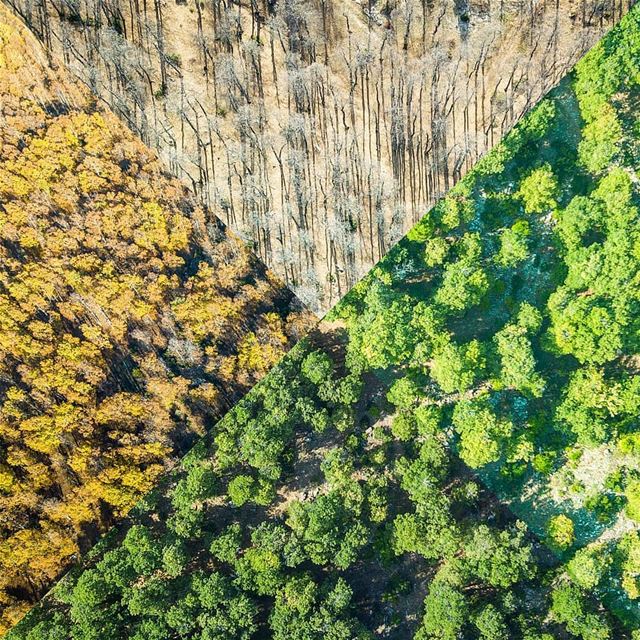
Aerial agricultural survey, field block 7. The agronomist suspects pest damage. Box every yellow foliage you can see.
[0,466,15,494]
[0,4,308,628]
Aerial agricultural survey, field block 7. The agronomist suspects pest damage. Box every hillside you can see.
[8,5,640,640]
[5,0,634,311]
[0,6,312,632]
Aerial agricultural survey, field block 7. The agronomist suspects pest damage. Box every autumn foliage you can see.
[0,8,311,631]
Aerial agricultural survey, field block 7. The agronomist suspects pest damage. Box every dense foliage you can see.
[8,4,640,640]
[0,10,311,631]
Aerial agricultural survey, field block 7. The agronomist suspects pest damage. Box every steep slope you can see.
[5,0,634,311]
[9,6,640,639]
[0,6,312,632]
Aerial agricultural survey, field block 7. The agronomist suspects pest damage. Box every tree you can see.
[555,368,624,445]
[209,524,242,564]
[434,257,489,313]
[474,604,508,640]
[452,397,513,468]
[617,532,640,599]
[547,289,622,365]
[497,220,530,267]
[228,475,256,507]
[286,489,368,569]
[425,236,450,267]
[417,580,468,640]
[390,413,418,441]
[464,524,535,588]
[551,584,610,640]
[386,376,424,410]
[392,509,459,562]
[301,351,334,386]
[430,339,484,394]
[348,284,418,370]
[191,572,258,638]
[162,542,188,577]
[546,515,575,551]
[625,479,640,522]
[269,575,369,640]
[234,524,288,596]
[518,164,558,214]
[567,544,610,589]
[494,322,545,397]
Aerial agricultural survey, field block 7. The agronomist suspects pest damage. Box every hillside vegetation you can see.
[8,5,640,640]
[5,0,634,310]
[0,7,311,632]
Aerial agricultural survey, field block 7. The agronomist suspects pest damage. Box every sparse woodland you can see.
[5,0,634,310]
[0,8,311,632]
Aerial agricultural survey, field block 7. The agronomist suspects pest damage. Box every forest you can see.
[0,8,311,633]
[5,0,633,311]
[7,4,640,639]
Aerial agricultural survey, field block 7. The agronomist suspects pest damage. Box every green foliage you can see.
[555,368,636,445]
[463,523,535,588]
[625,479,640,522]
[567,544,610,589]
[551,584,611,640]
[287,488,368,569]
[228,475,256,507]
[547,289,623,365]
[209,523,242,564]
[347,284,417,369]
[498,220,530,267]
[578,103,622,173]
[518,164,558,214]
[386,376,424,410]
[417,580,468,640]
[474,604,508,640]
[452,397,513,468]
[546,514,575,551]
[269,576,369,640]
[235,524,288,596]
[435,184,476,230]
[431,338,484,394]
[494,322,545,397]
[301,351,333,385]
[425,236,450,267]
[390,413,417,441]
[434,241,489,312]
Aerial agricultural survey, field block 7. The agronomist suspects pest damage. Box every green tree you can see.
[546,514,575,551]
[551,584,610,640]
[464,524,535,588]
[474,604,508,640]
[567,544,610,589]
[434,258,489,313]
[497,220,530,267]
[228,475,256,507]
[547,289,622,365]
[494,323,545,397]
[518,164,558,214]
[287,489,368,569]
[452,397,513,468]
[431,339,484,394]
[386,376,423,410]
[417,580,468,640]
[209,523,242,564]
[625,479,640,522]
[269,575,369,640]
